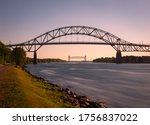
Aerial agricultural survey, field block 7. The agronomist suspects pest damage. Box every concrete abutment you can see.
[33,51,37,64]
[116,50,122,64]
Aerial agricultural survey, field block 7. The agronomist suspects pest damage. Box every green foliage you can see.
[93,57,115,63]
[0,41,11,64]
[0,66,76,107]
[93,56,150,63]
[0,41,26,66]
[11,47,26,66]
[26,57,66,64]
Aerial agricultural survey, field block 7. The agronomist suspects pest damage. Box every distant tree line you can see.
[93,56,150,63]
[27,57,66,64]
[0,41,26,66]
[93,57,116,63]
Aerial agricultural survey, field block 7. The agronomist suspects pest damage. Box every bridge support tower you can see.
[116,50,122,64]
[33,50,37,64]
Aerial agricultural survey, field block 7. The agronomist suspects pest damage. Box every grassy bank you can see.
[0,65,76,107]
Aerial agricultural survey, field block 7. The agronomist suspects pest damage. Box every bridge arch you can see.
[7,26,150,64]
[27,25,126,64]
[23,25,131,52]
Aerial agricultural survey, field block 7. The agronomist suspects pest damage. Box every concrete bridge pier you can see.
[33,50,37,64]
[116,50,122,64]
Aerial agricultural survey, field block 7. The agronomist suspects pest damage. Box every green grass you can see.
[0,66,76,108]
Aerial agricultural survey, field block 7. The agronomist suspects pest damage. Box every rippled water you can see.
[26,62,150,107]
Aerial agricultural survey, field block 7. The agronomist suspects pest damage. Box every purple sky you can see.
[0,0,150,60]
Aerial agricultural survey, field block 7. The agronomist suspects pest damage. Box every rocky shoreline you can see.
[24,67,108,108]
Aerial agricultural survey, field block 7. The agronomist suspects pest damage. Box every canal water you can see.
[26,62,150,107]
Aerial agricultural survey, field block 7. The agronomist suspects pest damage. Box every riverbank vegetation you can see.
[27,57,66,64]
[0,65,76,107]
[93,56,150,63]
[0,41,26,66]
[0,42,11,64]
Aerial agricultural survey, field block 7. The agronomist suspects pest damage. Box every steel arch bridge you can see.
[6,25,150,64]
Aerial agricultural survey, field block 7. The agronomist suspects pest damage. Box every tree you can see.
[11,47,26,66]
[0,41,11,64]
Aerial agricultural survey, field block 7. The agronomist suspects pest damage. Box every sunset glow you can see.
[1,0,150,60]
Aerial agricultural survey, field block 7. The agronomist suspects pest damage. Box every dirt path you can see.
[0,64,13,73]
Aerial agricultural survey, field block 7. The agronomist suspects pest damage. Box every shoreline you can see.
[24,67,108,108]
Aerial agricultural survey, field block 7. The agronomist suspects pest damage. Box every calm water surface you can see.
[26,63,150,107]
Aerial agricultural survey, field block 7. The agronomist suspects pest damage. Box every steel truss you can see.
[6,26,150,52]
[68,55,86,62]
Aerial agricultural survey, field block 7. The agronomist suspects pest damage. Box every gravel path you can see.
[0,64,12,73]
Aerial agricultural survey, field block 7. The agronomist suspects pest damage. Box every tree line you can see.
[27,57,66,63]
[0,41,65,66]
[1,40,150,65]
[93,56,150,63]
[0,41,26,66]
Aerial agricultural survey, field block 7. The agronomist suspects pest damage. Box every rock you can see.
[80,103,87,108]
[99,102,107,108]
[65,88,71,95]
[24,67,108,108]
[73,100,79,106]
[78,96,90,103]
[72,93,77,98]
